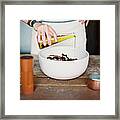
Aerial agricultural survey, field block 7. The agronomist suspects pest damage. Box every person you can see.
[21,20,89,47]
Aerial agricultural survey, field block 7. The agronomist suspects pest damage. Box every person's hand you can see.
[79,20,89,27]
[33,23,57,46]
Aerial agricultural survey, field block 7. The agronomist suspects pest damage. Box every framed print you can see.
[0,0,119,119]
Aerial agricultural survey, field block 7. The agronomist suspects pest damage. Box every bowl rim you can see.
[39,46,89,62]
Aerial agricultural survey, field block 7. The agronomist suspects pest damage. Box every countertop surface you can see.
[21,55,100,100]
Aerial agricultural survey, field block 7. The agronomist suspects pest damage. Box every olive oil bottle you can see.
[38,34,76,49]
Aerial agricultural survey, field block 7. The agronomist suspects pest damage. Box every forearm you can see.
[21,20,41,27]
[21,20,43,31]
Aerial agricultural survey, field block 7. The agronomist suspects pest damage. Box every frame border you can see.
[0,0,119,119]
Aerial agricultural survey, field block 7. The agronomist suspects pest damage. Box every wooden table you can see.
[20,55,100,100]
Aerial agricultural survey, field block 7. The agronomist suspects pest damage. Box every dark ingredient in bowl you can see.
[47,53,78,61]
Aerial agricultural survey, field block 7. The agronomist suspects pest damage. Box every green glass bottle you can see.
[38,34,76,49]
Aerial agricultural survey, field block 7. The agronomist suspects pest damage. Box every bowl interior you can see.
[39,46,88,60]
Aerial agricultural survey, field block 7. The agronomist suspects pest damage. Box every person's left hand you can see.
[79,20,89,27]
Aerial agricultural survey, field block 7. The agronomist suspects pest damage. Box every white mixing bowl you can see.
[39,46,89,80]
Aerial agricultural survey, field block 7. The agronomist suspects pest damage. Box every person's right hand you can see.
[33,23,58,46]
